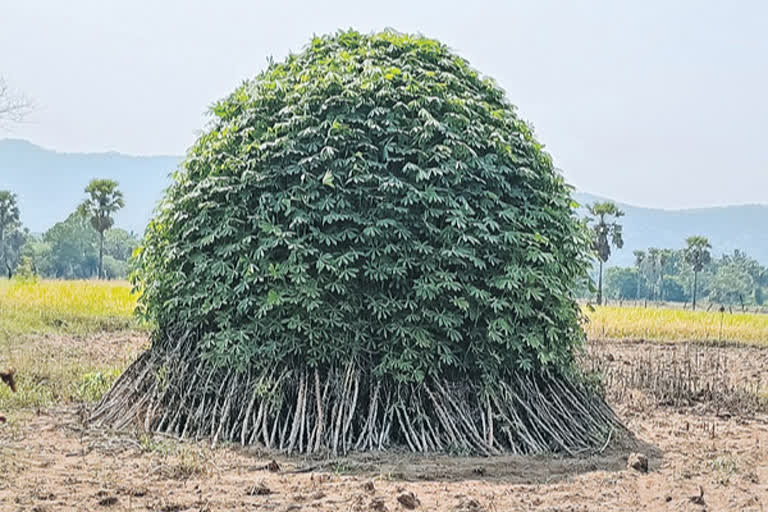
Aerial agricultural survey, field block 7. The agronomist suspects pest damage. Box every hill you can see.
[0,139,179,235]
[574,192,768,266]
[1,139,766,265]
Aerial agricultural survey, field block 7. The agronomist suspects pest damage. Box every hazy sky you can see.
[1,0,766,208]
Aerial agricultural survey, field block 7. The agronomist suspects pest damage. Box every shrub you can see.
[93,30,622,455]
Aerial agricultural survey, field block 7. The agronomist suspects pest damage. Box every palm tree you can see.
[645,248,662,301]
[633,250,646,301]
[587,202,624,305]
[685,236,712,310]
[0,190,21,277]
[78,179,125,279]
[658,249,674,301]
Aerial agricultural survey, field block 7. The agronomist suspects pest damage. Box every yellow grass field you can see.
[584,305,768,345]
[0,278,138,335]
[3,280,767,344]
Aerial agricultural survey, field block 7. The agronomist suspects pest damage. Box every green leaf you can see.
[322,170,335,188]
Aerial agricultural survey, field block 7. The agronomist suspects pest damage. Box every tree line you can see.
[0,179,134,280]
[586,201,767,309]
[2,184,766,305]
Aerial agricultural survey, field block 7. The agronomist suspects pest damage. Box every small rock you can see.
[35,491,56,501]
[627,453,648,473]
[120,487,148,497]
[267,460,281,472]
[397,492,421,509]
[97,496,119,507]
[370,498,388,512]
[363,481,376,493]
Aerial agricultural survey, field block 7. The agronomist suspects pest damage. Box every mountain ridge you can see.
[0,138,181,235]
[2,139,766,266]
[573,192,768,266]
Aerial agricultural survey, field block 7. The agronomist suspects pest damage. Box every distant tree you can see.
[104,228,139,261]
[710,265,753,310]
[645,247,675,301]
[43,212,99,278]
[102,255,129,280]
[721,250,767,286]
[587,202,624,305]
[646,248,660,300]
[77,179,125,279]
[2,228,31,278]
[684,236,712,310]
[0,190,20,242]
[661,277,688,303]
[0,190,22,277]
[633,250,646,300]
[19,237,52,276]
[27,218,135,280]
[657,249,675,301]
[713,250,767,309]
[603,267,639,300]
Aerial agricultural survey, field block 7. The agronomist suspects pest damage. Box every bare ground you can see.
[2,338,768,511]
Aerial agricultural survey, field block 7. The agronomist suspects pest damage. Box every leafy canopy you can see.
[43,213,100,278]
[134,30,592,383]
[0,190,22,272]
[587,201,624,263]
[684,235,712,272]
[77,179,125,234]
[0,190,20,238]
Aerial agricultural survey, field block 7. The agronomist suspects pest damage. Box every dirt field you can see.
[2,337,768,511]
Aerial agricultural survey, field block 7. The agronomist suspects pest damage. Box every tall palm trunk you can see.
[99,230,105,279]
[692,270,698,310]
[659,270,664,301]
[0,225,4,280]
[597,260,604,305]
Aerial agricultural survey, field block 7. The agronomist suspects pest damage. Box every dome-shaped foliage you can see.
[137,30,590,383]
[96,31,621,456]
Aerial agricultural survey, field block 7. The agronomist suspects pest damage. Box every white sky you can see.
[1,0,766,208]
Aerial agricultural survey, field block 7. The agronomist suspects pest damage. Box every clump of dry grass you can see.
[140,435,215,480]
[584,340,768,415]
